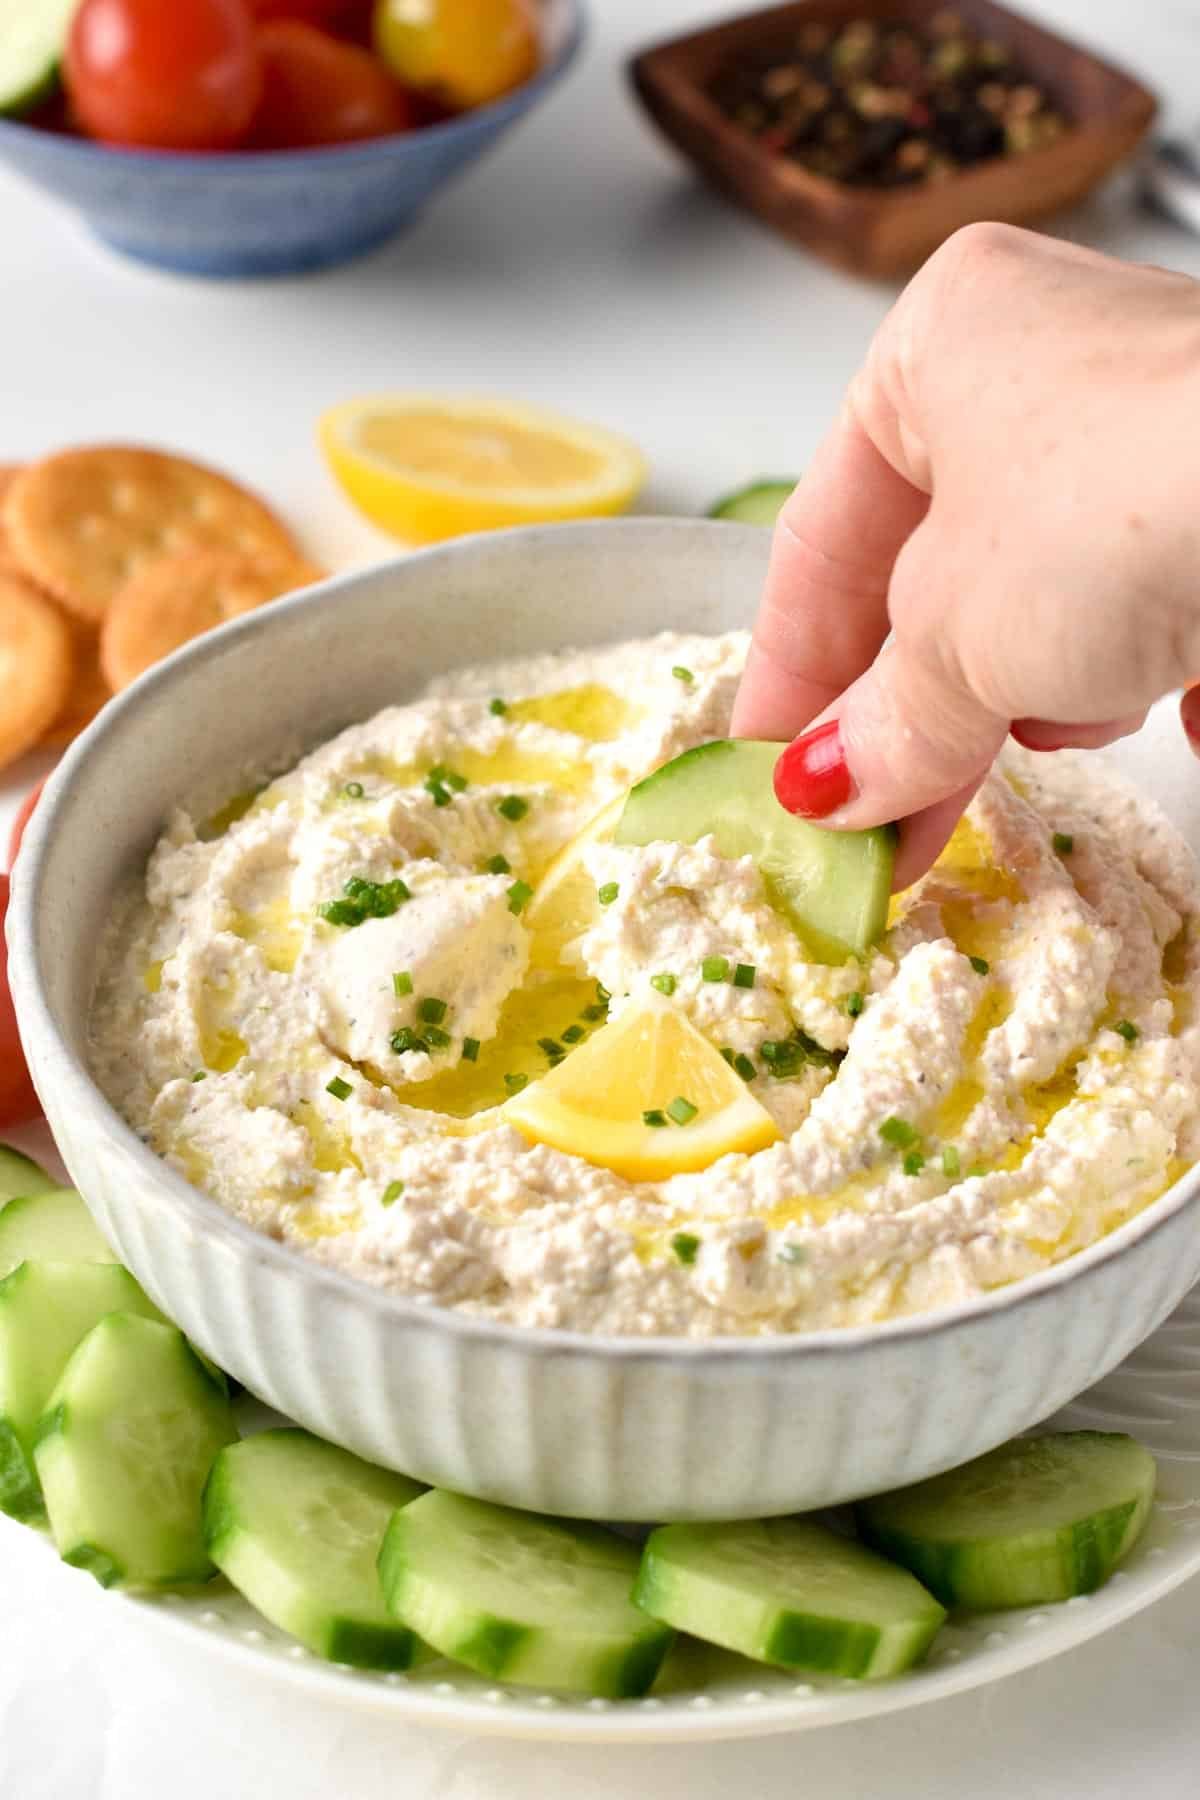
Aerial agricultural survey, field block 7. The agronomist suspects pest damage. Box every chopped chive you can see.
[461,1037,480,1062]
[721,1046,737,1066]
[507,879,533,915]
[341,780,365,800]
[390,1027,427,1054]
[596,982,611,1004]
[381,1180,404,1207]
[671,1231,701,1264]
[643,1109,668,1127]
[701,955,730,983]
[489,697,508,716]
[1053,831,1075,855]
[879,1116,919,1150]
[597,882,620,906]
[427,781,452,808]
[326,1076,352,1101]
[418,997,448,1025]
[733,1052,757,1082]
[650,972,677,996]
[967,1163,989,1178]
[446,770,468,793]
[320,899,363,926]
[485,853,511,875]
[942,1145,962,1179]
[582,1003,607,1022]
[732,963,756,990]
[778,1242,807,1266]
[969,955,990,977]
[538,1037,565,1060]
[667,1095,698,1125]
[671,666,694,684]
[504,1072,529,1094]
[561,1024,585,1044]
[191,1071,207,1082]
[846,991,865,1018]
[903,1149,925,1176]
[497,795,529,822]
[392,970,413,997]
[423,1025,451,1049]
[1115,1019,1140,1043]
[321,874,411,928]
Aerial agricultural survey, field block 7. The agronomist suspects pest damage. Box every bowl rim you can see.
[11,515,1200,1366]
[0,0,585,172]
[629,0,1159,212]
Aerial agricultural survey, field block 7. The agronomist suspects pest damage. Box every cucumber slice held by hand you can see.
[378,1489,675,1698]
[616,740,895,962]
[0,1260,164,1521]
[707,480,796,526]
[0,1145,58,1208]
[0,0,81,117]
[0,1187,117,1281]
[856,1431,1157,1611]
[35,1312,238,1588]
[634,1517,945,1681]
[204,1428,431,1671]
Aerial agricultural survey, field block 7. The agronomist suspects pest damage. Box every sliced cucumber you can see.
[377,1489,674,1698]
[707,480,796,526]
[204,1428,430,1670]
[634,1517,945,1681]
[0,0,81,117]
[35,1312,237,1588]
[0,1145,58,1208]
[0,1187,116,1280]
[856,1431,1157,1610]
[616,739,895,961]
[0,1260,164,1521]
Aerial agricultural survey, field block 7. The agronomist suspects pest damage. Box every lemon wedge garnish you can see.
[319,394,646,544]
[524,793,626,969]
[502,996,778,1181]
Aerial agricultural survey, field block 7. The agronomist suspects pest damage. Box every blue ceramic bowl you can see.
[0,0,583,278]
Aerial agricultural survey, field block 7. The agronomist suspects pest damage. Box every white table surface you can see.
[4,0,1200,1792]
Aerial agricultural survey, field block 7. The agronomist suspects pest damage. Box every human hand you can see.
[731,223,1200,886]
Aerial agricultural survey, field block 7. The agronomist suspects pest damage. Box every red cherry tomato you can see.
[65,0,263,152]
[7,781,45,874]
[0,876,41,1129]
[249,21,410,148]
[249,0,343,21]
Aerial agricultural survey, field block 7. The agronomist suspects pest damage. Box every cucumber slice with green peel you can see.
[634,1517,945,1681]
[377,1489,675,1698]
[0,1145,58,1208]
[204,1429,431,1670]
[0,1187,117,1280]
[707,480,796,526]
[0,0,82,117]
[856,1431,1157,1611]
[0,1260,164,1521]
[616,740,895,962]
[35,1312,238,1588]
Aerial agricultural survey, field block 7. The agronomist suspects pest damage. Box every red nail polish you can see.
[774,721,853,818]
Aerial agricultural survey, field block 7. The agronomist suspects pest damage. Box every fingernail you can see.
[1009,721,1070,752]
[774,720,854,818]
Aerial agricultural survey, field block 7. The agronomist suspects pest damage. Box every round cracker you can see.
[41,624,112,747]
[2,447,303,625]
[100,547,324,691]
[0,574,74,770]
[0,466,28,582]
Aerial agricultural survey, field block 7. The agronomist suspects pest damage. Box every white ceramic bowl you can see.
[10,520,1200,1521]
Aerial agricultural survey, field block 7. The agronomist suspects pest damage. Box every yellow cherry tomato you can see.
[373,0,539,111]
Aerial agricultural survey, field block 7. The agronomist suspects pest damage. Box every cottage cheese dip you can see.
[90,632,1200,1338]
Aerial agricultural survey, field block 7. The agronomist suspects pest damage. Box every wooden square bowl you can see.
[629,0,1158,278]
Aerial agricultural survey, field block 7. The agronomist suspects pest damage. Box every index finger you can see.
[729,407,929,741]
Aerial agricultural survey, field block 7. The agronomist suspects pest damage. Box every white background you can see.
[3,0,1200,1792]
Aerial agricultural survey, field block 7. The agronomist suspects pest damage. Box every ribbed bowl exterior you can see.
[12,520,1200,1519]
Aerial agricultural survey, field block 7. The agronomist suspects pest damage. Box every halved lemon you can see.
[319,394,647,544]
[502,996,778,1181]
[524,793,626,968]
